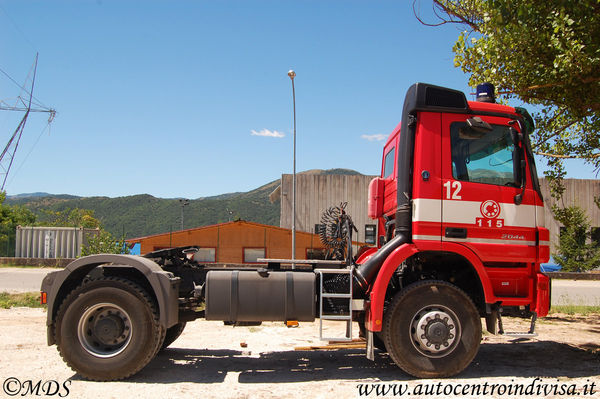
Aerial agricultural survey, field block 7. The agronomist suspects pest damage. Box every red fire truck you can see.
[41,82,550,381]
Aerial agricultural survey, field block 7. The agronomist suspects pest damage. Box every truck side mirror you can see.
[510,126,524,147]
[509,125,527,205]
[509,120,524,143]
[368,177,385,219]
[511,128,519,146]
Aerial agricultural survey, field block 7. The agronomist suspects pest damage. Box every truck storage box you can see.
[205,270,316,322]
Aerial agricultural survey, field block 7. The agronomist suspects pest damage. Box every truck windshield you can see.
[450,122,518,186]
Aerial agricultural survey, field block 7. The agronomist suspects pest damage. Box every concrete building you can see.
[274,173,378,245]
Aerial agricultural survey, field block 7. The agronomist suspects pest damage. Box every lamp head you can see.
[476,82,496,103]
[288,70,296,79]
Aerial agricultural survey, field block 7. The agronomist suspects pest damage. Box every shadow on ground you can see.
[118,340,599,384]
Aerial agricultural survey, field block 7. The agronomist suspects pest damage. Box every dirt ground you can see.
[0,308,598,399]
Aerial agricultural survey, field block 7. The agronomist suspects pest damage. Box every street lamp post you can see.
[179,199,190,230]
[288,70,296,268]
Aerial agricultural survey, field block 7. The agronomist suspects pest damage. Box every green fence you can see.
[0,225,15,257]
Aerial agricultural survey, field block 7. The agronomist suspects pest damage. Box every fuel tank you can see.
[205,270,316,322]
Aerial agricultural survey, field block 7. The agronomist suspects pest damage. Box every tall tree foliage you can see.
[415,0,600,192]
[80,229,130,257]
[552,205,600,271]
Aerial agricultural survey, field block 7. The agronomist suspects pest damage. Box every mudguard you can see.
[41,254,180,345]
[366,243,418,332]
[366,242,495,332]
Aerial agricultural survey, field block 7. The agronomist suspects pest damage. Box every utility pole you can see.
[288,69,297,268]
[179,199,189,230]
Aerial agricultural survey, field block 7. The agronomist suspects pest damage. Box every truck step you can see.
[321,293,352,298]
[501,332,538,338]
[320,315,352,321]
[497,310,538,339]
[316,267,354,342]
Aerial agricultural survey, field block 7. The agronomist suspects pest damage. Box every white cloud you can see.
[361,134,387,142]
[251,129,285,138]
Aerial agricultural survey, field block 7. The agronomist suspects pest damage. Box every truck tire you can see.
[160,322,187,350]
[55,277,162,381]
[382,280,481,378]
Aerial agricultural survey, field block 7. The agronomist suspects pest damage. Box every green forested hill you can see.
[7,169,362,239]
[7,181,280,239]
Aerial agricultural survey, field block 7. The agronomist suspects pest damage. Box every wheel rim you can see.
[409,304,461,358]
[77,303,133,358]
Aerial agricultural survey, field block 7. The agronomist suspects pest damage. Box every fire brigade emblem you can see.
[480,200,500,219]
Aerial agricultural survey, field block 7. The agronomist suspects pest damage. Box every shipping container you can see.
[15,226,100,258]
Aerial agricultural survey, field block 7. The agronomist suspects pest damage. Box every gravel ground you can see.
[0,308,598,399]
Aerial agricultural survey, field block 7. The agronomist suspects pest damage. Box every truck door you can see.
[440,113,538,265]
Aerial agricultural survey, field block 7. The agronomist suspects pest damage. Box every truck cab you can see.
[357,83,550,377]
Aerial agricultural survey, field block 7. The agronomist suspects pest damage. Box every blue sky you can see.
[0,1,595,199]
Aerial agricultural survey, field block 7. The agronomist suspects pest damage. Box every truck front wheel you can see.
[55,277,162,381]
[382,280,481,378]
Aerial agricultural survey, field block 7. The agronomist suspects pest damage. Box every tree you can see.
[552,205,600,272]
[80,229,130,257]
[415,0,600,190]
[0,192,36,256]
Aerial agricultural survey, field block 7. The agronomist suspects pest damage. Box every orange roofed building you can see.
[127,220,331,264]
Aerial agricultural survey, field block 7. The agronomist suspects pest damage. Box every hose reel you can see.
[318,202,358,263]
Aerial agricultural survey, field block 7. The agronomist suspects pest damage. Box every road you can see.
[1,267,599,306]
[551,279,600,306]
[0,267,61,293]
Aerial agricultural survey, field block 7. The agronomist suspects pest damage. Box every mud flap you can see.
[366,330,375,361]
[534,273,550,317]
[485,308,499,335]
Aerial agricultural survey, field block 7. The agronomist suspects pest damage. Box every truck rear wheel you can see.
[382,280,481,378]
[55,277,162,381]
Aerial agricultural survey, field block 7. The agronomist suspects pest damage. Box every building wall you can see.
[280,174,600,255]
[131,220,327,263]
[279,174,378,243]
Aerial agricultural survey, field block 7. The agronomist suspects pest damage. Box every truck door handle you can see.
[445,227,467,239]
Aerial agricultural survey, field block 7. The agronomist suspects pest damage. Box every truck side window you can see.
[450,122,518,186]
[383,147,395,178]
